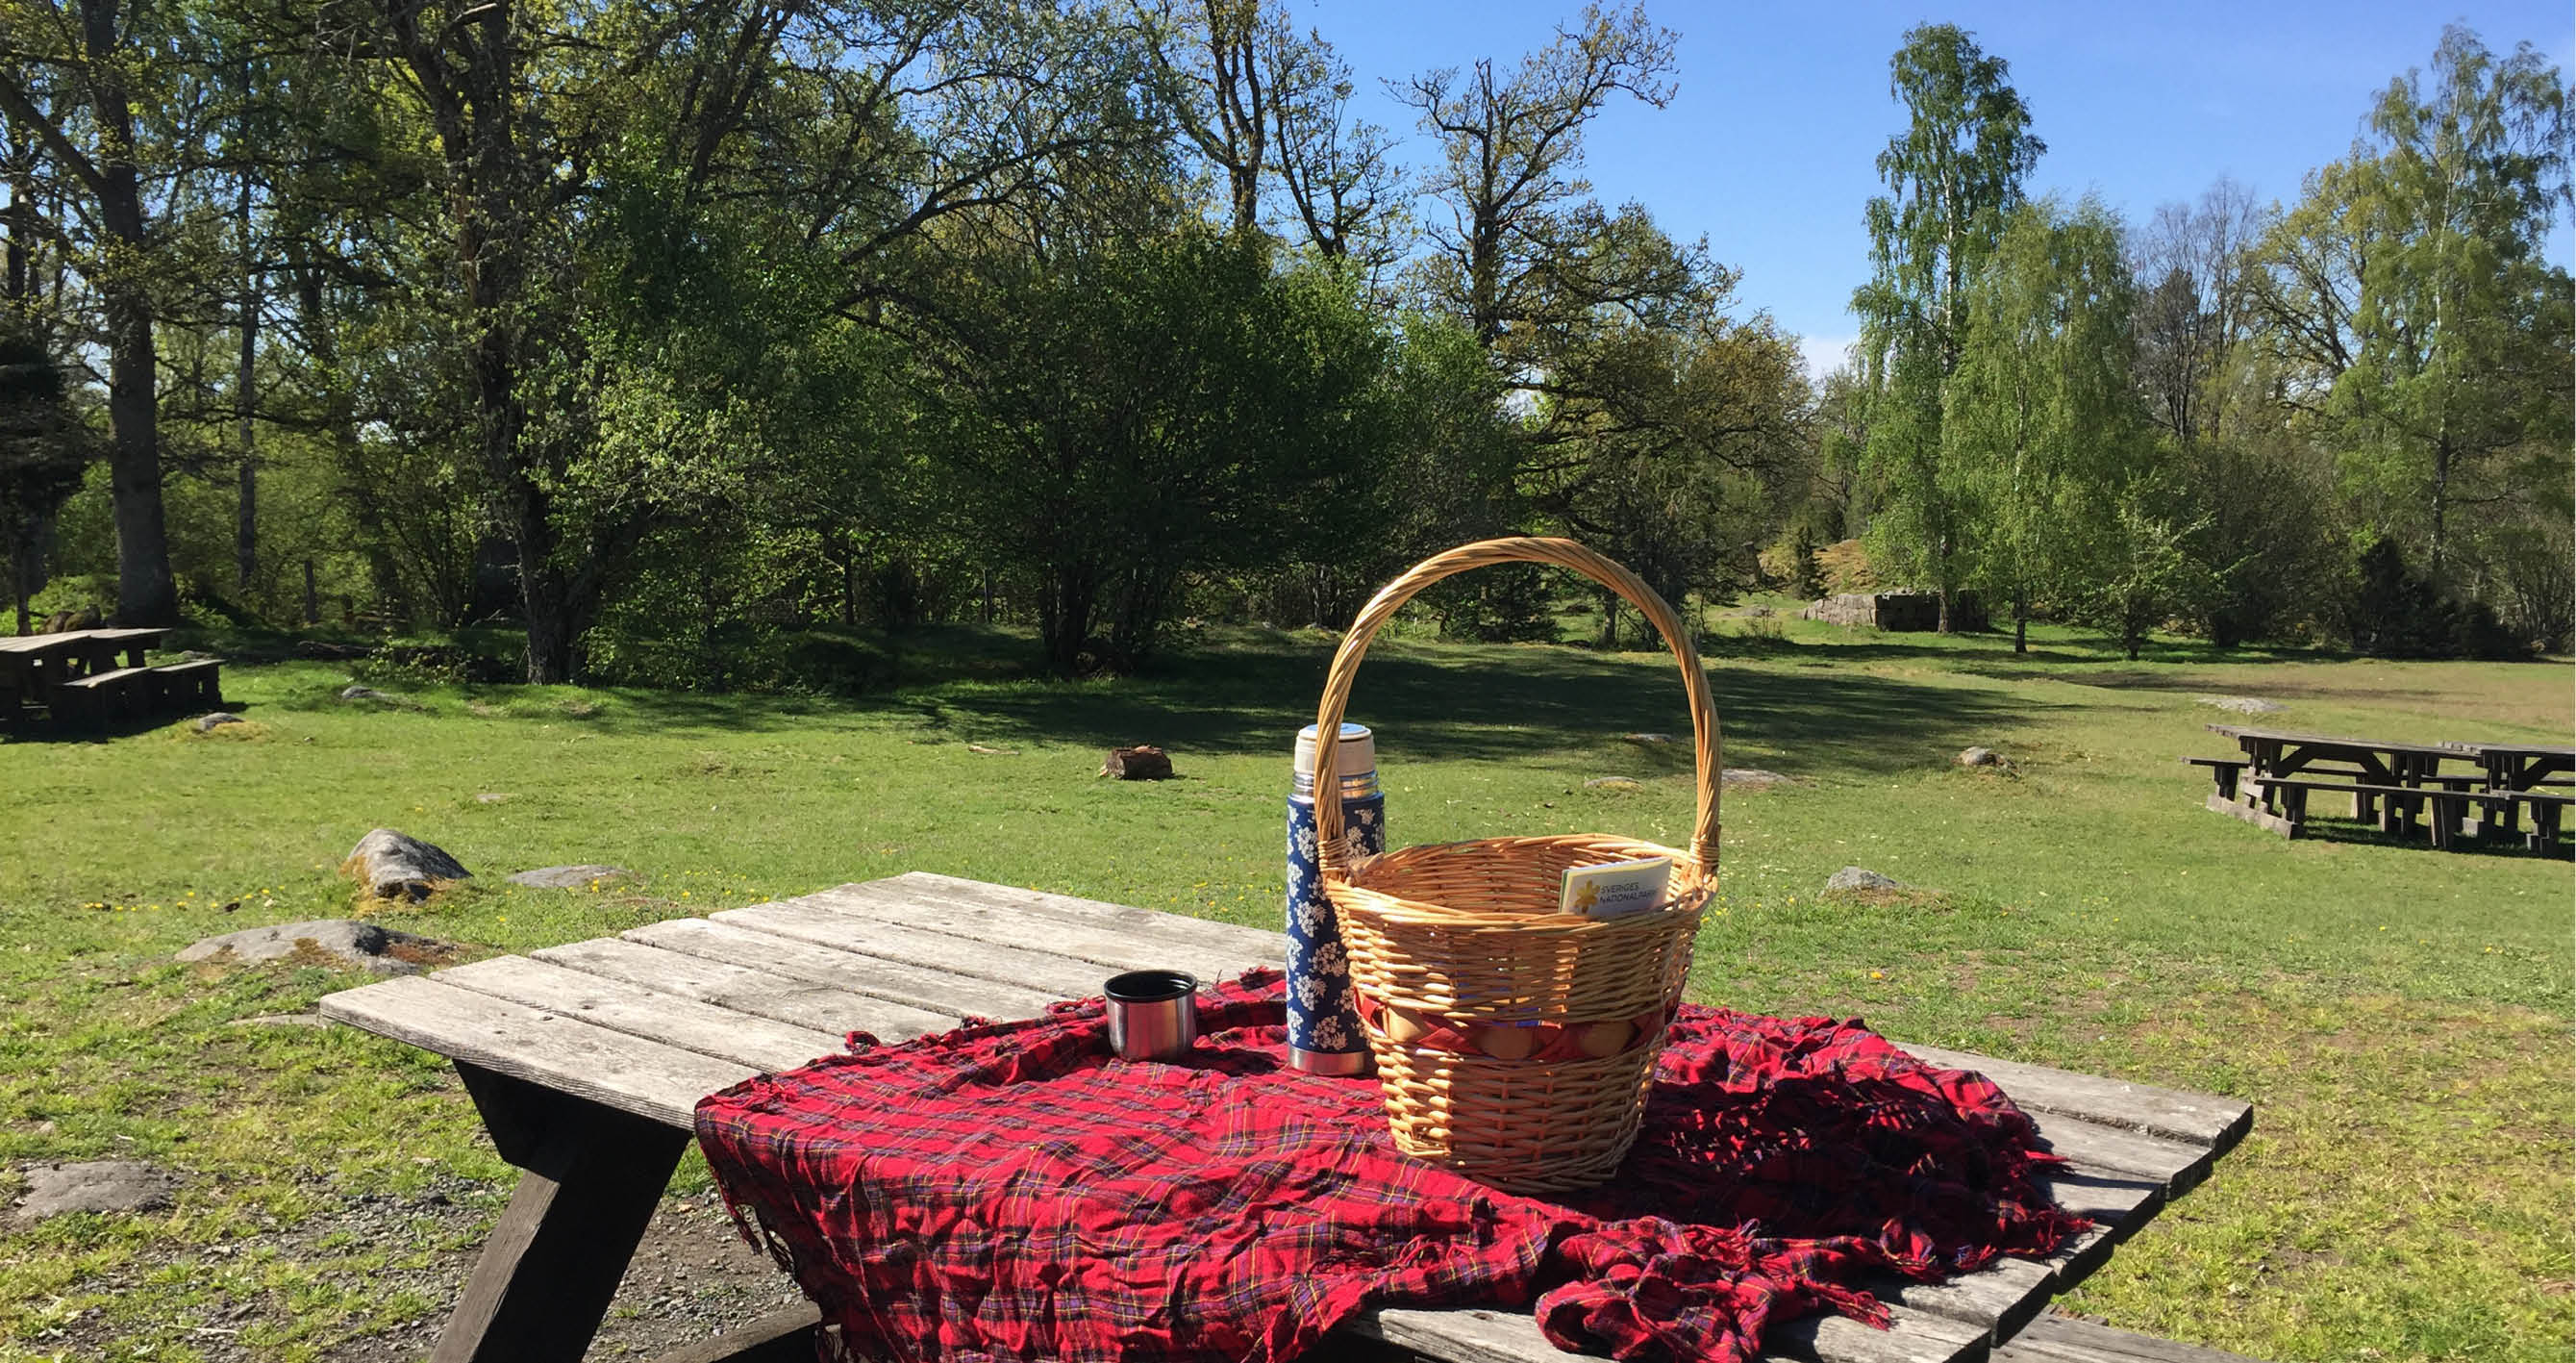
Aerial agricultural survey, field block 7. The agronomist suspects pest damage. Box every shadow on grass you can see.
[872,632,2045,776]
[182,625,2050,778]
[1,703,241,745]
[2261,816,2573,861]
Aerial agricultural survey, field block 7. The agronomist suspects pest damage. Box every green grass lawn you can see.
[1,613,2568,1362]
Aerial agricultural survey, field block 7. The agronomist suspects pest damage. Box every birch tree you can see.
[1850,22,2042,631]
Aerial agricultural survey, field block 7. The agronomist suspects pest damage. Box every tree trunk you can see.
[1038,566,1095,677]
[2013,592,2027,653]
[8,526,26,636]
[1936,588,1953,635]
[80,0,175,626]
[103,283,174,625]
[235,164,258,594]
[2429,434,2450,582]
[303,558,317,624]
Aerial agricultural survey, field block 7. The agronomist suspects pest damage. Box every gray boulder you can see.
[1956,746,2002,767]
[178,919,450,975]
[339,684,392,702]
[1720,768,1791,788]
[1825,866,1910,894]
[13,1161,175,1222]
[1621,732,1674,745]
[508,864,637,889]
[345,828,471,899]
[193,712,244,732]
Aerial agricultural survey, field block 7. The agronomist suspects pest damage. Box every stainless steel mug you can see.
[1104,970,1199,1061]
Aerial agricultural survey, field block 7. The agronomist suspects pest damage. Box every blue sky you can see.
[1299,1,2574,379]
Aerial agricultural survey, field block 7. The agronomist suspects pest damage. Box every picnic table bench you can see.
[319,872,2256,1363]
[2193,725,2570,852]
[0,627,224,731]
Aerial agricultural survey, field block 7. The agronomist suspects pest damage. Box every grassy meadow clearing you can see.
[0,608,2567,1362]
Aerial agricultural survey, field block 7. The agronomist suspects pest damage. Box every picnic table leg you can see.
[2428,791,2458,850]
[435,1063,691,1363]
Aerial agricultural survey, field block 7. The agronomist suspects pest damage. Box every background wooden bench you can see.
[54,666,155,725]
[147,658,224,709]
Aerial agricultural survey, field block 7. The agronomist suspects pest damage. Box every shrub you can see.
[1815,539,1877,594]
[2343,538,2531,661]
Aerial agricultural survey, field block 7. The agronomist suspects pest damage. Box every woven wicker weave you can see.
[1312,537,1719,1194]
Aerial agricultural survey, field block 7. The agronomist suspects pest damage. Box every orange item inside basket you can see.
[1352,994,1677,1065]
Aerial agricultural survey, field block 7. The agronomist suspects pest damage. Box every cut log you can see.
[1101,745,1174,780]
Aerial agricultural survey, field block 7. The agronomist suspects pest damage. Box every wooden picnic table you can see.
[2205,724,2463,832]
[0,627,173,700]
[2201,725,2570,849]
[319,872,2255,1363]
[2439,740,2575,844]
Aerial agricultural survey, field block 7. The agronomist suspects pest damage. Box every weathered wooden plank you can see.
[627,917,1063,1021]
[2208,792,2297,839]
[1358,1293,1991,1363]
[318,975,744,1128]
[1352,1304,1556,1361]
[1899,1044,2251,1153]
[805,880,1272,984]
[533,937,958,1043]
[2021,1112,2213,1194]
[1773,1303,1991,1363]
[434,955,848,1073]
[2032,1168,2162,1287]
[1869,1255,2055,1345]
[1991,1315,2263,1363]
[883,872,1288,964]
[714,900,1112,1000]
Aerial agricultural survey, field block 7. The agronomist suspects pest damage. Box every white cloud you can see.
[1797,333,1859,387]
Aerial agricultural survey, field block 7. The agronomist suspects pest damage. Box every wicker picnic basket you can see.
[1311,537,1719,1195]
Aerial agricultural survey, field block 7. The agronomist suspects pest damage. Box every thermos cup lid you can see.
[1294,722,1376,779]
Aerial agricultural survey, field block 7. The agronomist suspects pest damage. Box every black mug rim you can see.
[1103,970,1197,1003]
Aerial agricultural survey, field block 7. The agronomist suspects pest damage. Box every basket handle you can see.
[1312,537,1722,879]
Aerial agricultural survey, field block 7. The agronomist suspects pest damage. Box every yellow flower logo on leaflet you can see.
[1575,883,1600,912]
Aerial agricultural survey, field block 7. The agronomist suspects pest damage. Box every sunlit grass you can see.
[0,619,2566,1360]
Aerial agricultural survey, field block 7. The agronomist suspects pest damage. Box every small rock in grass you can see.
[1622,732,1674,745]
[343,828,471,899]
[1825,866,1910,894]
[1956,746,2002,767]
[178,920,452,975]
[475,793,511,803]
[1720,768,1790,788]
[193,712,244,732]
[339,684,392,703]
[13,1160,176,1222]
[508,864,638,889]
[1584,776,1642,791]
[2197,695,2285,716]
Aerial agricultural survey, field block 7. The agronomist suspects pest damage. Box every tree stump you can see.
[1101,745,1174,780]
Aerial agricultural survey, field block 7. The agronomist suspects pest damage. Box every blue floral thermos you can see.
[1287,721,1384,1075]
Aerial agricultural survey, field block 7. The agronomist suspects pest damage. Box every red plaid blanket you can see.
[695,970,2084,1363]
